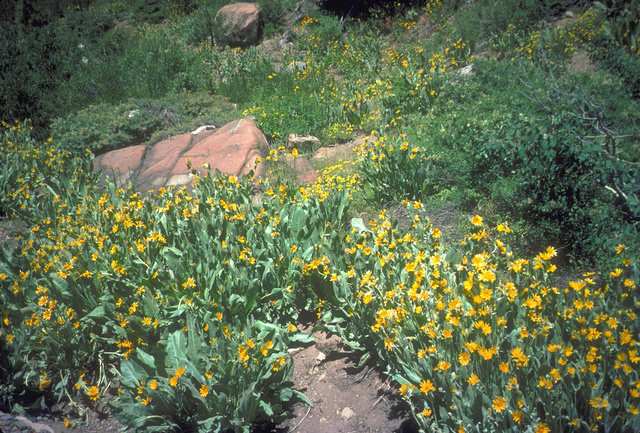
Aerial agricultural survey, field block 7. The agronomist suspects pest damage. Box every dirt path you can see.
[275,326,416,433]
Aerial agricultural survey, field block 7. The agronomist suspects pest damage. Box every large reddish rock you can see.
[215,2,261,47]
[93,118,269,194]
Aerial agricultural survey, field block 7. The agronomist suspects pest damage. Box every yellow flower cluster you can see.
[517,10,605,61]
[303,201,640,432]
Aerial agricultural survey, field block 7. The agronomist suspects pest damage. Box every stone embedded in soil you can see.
[340,407,355,420]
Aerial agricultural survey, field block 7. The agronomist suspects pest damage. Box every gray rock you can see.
[286,133,320,152]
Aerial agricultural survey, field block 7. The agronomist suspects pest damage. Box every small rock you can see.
[340,407,355,420]
[287,347,303,356]
[459,64,473,77]
[565,10,576,18]
[286,133,320,152]
[317,373,327,382]
[316,351,326,362]
[190,125,216,135]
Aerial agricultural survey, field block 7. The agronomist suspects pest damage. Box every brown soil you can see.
[274,322,417,433]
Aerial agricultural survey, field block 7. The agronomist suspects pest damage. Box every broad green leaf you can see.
[135,348,156,370]
[289,207,308,239]
[119,359,142,387]
[85,305,105,319]
[259,400,274,417]
[167,330,188,369]
[293,389,313,407]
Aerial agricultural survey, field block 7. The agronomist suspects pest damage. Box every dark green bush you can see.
[451,0,549,46]
[591,39,640,97]
[0,22,77,140]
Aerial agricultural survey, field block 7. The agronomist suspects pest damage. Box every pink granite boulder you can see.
[215,2,261,47]
[93,118,269,194]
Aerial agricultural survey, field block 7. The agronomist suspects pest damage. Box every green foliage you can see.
[0,21,78,140]
[355,134,432,202]
[134,0,165,23]
[594,0,640,48]
[0,121,352,430]
[451,0,548,45]
[257,0,300,37]
[183,0,233,45]
[591,38,640,97]
[474,61,640,261]
[60,23,206,110]
[314,206,640,432]
[479,114,622,257]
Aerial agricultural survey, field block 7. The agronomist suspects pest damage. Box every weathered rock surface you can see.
[215,2,261,47]
[93,118,268,194]
[286,133,320,152]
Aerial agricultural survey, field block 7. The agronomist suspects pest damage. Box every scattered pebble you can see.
[340,407,354,420]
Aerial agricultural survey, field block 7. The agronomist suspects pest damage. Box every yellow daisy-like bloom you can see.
[199,384,209,398]
[362,292,373,304]
[471,215,483,226]
[492,397,507,412]
[169,376,178,387]
[87,386,100,401]
[149,380,158,390]
[512,410,523,423]
[175,366,185,377]
[419,379,435,395]
[468,374,480,386]
[535,422,550,433]
[434,361,451,371]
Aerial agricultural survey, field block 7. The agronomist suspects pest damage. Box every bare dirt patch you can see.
[566,49,597,74]
[275,321,417,433]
